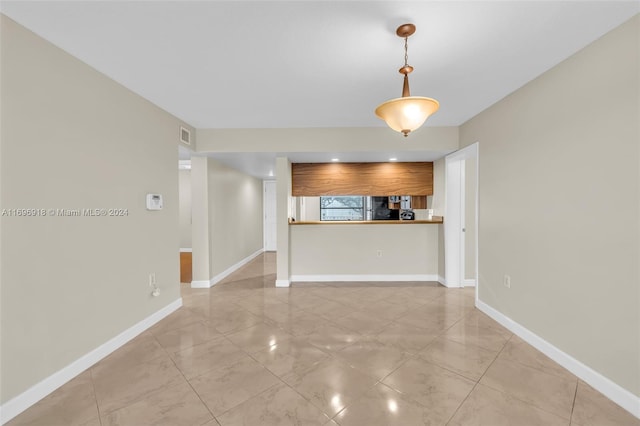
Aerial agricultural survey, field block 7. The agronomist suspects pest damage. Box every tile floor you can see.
[8,253,639,426]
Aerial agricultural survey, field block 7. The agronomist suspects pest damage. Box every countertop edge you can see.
[289,217,444,225]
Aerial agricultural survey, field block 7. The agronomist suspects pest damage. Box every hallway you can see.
[9,253,637,425]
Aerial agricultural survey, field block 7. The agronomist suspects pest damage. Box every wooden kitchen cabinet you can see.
[411,196,427,209]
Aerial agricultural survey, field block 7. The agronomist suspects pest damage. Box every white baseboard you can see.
[190,249,263,288]
[179,247,192,253]
[438,276,470,288]
[275,279,291,287]
[290,274,439,282]
[476,299,640,420]
[0,298,182,425]
[190,280,211,288]
[211,249,263,285]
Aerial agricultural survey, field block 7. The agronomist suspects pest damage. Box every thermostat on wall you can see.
[146,194,163,211]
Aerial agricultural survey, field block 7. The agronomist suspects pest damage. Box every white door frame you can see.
[444,143,479,295]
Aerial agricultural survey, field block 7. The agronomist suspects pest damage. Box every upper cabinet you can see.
[292,162,433,196]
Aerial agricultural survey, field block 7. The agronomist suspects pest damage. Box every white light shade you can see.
[375,96,440,136]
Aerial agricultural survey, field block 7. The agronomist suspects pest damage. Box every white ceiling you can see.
[3,1,639,178]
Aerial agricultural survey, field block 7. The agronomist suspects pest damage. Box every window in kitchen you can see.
[320,196,365,221]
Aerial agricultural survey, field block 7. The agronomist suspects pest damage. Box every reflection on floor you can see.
[8,252,638,425]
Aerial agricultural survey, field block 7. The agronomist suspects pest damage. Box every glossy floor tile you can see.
[171,335,248,379]
[447,384,568,426]
[251,337,331,377]
[216,383,330,426]
[281,357,377,417]
[334,337,413,381]
[571,380,640,426]
[6,372,99,426]
[100,381,212,426]
[334,383,440,426]
[8,253,638,426]
[188,356,281,416]
[419,336,499,381]
[382,357,476,424]
[479,357,577,420]
[91,355,185,416]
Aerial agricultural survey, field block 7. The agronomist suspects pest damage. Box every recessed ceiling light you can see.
[389,158,397,161]
[331,158,339,162]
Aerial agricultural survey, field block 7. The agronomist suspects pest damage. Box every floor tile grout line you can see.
[178,293,322,419]
[443,328,511,425]
[498,338,579,383]
[466,333,576,423]
[265,297,415,421]
[307,332,425,422]
[90,344,187,419]
[467,376,576,423]
[568,377,580,424]
[156,333,220,425]
[169,334,234,363]
[209,380,284,420]
[239,343,339,422]
[88,368,104,426]
[328,379,380,422]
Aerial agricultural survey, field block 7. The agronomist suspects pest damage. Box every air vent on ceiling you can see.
[180,126,191,145]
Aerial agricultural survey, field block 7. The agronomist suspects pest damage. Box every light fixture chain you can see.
[404,36,409,67]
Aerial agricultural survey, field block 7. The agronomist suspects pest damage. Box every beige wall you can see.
[0,16,190,403]
[178,170,192,249]
[460,15,639,396]
[190,157,210,283]
[290,224,439,277]
[207,159,263,278]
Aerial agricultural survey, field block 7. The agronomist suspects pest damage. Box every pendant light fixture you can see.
[375,23,439,137]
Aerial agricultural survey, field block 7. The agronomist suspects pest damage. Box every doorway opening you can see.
[444,143,479,299]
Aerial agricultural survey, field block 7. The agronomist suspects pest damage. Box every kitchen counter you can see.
[289,220,443,281]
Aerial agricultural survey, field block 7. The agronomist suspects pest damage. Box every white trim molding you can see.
[275,279,291,287]
[290,274,439,282]
[437,275,447,286]
[476,299,640,420]
[0,298,182,425]
[190,280,211,289]
[190,249,263,288]
[179,247,192,252]
[463,278,476,287]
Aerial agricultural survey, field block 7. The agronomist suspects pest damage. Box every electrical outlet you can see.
[504,275,511,288]
[376,250,382,258]
[149,273,160,297]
